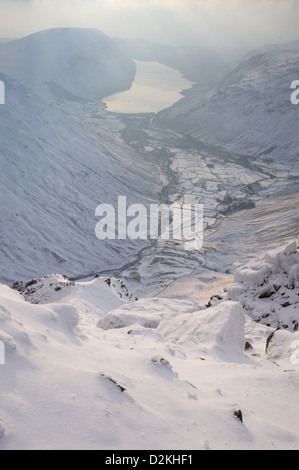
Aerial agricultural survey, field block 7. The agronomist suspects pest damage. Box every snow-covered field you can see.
[0,242,298,450]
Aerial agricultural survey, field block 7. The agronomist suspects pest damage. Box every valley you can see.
[65,98,297,298]
[1,29,297,291]
[0,28,298,451]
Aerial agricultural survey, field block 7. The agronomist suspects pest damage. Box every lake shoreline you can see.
[102,60,194,114]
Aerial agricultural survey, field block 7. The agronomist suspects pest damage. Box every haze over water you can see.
[103,60,194,114]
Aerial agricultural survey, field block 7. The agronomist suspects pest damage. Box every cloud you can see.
[0,0,298,49]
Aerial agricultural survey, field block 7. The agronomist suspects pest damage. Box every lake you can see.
[102,60,194,114]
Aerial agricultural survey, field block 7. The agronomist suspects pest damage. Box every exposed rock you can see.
[234,410,243,423]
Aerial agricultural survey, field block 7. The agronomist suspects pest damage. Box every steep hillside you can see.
[156,45,299,160]
[0,242,298,450]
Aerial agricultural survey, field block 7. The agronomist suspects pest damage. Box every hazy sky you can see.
[0,0,298,49]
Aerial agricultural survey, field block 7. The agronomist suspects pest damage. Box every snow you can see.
[158,301,246,362]
[103,60,194,114]
[221,242,299,331]
[0,27,298,450]
[158,47,299,164]
[0,70,160,284]
[0,242,299,450]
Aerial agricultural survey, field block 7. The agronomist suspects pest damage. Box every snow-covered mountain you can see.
[0,39,11,46]
[156,44,299,159]
[114,37,245,87]
[0,28,136,99]
[0,30,159,284]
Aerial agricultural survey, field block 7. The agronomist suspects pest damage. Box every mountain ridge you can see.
[0,28,136,99]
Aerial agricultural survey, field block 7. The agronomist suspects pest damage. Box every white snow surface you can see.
[0,71,159,284]
[0,28,159,284]
[0,242,299,450]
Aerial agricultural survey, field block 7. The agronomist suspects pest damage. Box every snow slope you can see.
[157,44,299,160]
[0,28,136,99]
[0,242,298,449]
[0,70,160,284]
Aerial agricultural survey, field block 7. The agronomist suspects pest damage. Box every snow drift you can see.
[158,301,245,362]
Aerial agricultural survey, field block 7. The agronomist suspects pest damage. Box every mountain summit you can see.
[0,28,136,99]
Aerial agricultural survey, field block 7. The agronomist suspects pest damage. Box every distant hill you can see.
[114,37,245,88]
[0,28,136,99]
[0,38,13,45]
[156,42,299,158]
